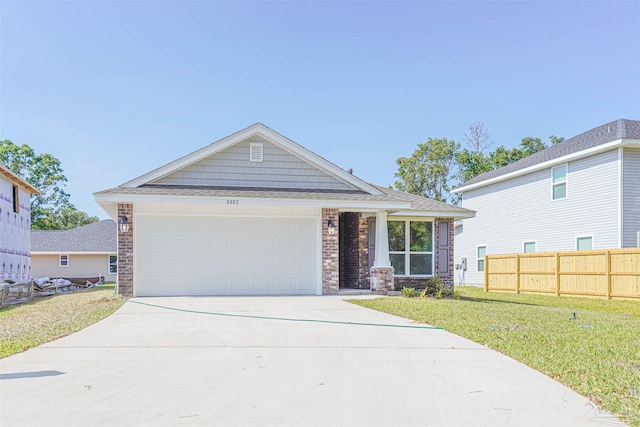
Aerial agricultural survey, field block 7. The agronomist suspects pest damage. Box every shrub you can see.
[401,287,419,298]
[420,276,451,299]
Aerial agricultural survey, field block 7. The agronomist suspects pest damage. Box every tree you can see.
[394,138,459,203]
[0,140,98,229]
[463,122,494,153]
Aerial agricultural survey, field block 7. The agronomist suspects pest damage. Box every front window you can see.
[388,220,433,275]
[109,255,118,274]
[477,246,486,272]
[59,254,69,267]
[576,236,593,251]
[523,241,536,253]
[552,165,567,200]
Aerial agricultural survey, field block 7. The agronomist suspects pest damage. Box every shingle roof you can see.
[31,220,116,252]
[459,118,640,188]
[373,185,475,214]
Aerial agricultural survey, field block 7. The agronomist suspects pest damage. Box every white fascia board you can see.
[119,123,384,195]
[452,138,625,193]
[390,210,476,219]
[32,251,116,255]
[94,192,410,210]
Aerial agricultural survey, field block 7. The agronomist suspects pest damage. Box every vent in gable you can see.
[250,143,264,162]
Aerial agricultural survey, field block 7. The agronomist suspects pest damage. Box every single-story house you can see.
[452,118,640,286]
[31,220,117,282]
[0,165,40,283]
[94,123,474,297]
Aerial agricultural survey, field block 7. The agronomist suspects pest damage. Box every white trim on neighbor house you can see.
[637,231,640,248]
[617,147,623,248]
[523,240,536,253]
[551,164,568,201]
[575,235,594,251]
[59,254,69,267]
[452,138,640,194]
[120,123,385,196]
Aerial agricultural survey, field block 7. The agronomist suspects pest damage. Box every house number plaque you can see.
[226,199,239,205]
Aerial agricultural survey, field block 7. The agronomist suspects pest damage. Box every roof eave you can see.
[390,210,476,219]
[0,166,40,194]
[452,138,626,194]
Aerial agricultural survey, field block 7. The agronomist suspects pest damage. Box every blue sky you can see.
[1,0,639,219]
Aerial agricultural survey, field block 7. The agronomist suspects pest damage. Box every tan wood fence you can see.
[484,248,640,299]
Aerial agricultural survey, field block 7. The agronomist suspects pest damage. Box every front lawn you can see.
[0,284,125,358]
[350,286,640,427]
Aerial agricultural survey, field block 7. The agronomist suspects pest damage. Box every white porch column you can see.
[373,211,391,268]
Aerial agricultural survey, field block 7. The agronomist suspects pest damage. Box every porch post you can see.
[373,211,391,267]
[370,211,394,294]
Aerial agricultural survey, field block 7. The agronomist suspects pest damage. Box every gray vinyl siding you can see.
[455,149,620,286]
[151,136,354,191]
[622,148,640,247]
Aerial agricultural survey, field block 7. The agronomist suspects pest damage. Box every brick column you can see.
[434,218,455,291]
[117,203,134,297]
[357,215,369,288]
[322,208,339,294]
[370,267,394,294]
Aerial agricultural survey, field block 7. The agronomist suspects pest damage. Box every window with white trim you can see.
[576,236,593,251]
[59,254,69,267]
[249,143,263,162]
[523,241,536,253]
[552,165,567,200]
[388,220,433,275]
[477,246,486,272]
[109,255,117,274]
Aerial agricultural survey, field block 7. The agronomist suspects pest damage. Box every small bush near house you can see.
[401,287,420,298]
[420,275,451,299]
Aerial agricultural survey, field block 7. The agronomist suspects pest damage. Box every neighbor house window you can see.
[109,255,117,274]
[477,246,486,272]
[552,165,567,200]
[59,255,69,267]
[576,236,593,251]
[388,220,433,275]
[523,241,536,253]
[12,185,19,213]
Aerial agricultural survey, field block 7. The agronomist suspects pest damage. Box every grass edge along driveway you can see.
[349,286,640,427]
[0,284,125,358]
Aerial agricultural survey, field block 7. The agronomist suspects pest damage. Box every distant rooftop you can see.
[31,220,116,253]
[457,118,640,189]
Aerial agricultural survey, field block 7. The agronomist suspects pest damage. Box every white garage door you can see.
[135,215,319,296]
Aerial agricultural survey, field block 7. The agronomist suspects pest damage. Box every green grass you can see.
[0,284,126,358]
[350,287,640,427]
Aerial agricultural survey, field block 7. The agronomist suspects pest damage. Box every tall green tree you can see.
[394,137,459,203]
[0,140,98,229]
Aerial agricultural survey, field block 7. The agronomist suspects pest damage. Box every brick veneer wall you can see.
[117,203,134,297]
[357,216,370,288]
[322,208,339,294]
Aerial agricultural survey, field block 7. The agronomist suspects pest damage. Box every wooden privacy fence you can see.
[484,248,640,299]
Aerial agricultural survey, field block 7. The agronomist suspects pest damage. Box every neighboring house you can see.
[452,118,640,286]
[31,220,117,282]
[94,123,474,297]
[0,165,40,283]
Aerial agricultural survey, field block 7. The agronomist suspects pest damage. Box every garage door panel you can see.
[136,215,318,296]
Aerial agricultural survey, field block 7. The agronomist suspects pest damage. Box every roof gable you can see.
[455,119,640,192]
[123,123,384,195]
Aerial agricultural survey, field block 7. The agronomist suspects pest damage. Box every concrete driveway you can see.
[0,296,624,426]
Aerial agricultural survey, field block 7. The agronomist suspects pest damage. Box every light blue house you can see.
[452,119,640,286]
